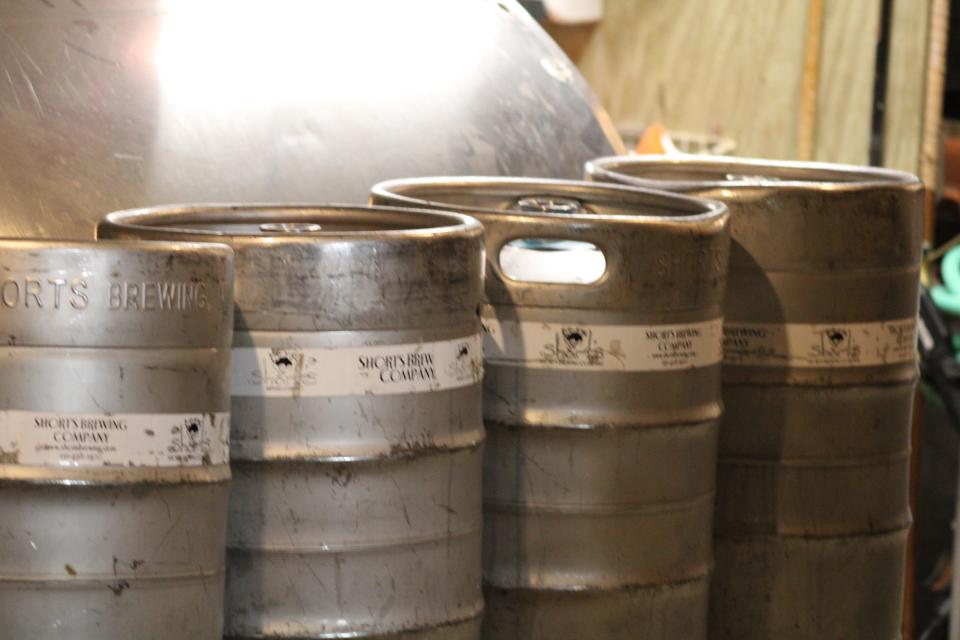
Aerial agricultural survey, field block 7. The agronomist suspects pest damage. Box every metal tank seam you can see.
[483,571,713,595]
[483,489,716,515]
[0,568,226,584]
[227,527,482,555]
[718,449,910,468]
[717,524,911,542]
[0,477,232,489]
[483,417,721,432]
[223,610,485,640]
[229,438,485,464]
[729,265,921,276]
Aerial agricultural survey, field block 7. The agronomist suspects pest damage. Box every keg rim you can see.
[584,155,922,192]
[0,237,234,256]
[369,176,727,225]
[98,203,482,242]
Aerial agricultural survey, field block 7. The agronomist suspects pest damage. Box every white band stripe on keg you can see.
[722,319,917,367]
[0,411,229,468]
[481,318,723,371]
[230,334,483,398]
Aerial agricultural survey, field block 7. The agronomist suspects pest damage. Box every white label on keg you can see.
[230,334,483,397]
[0,411,229,468]
[722,319,917,367]
[481,318,723,371]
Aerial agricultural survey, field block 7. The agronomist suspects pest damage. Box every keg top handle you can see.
[370,176,728,302]
[585,154,923,194]
[97,203,482,244]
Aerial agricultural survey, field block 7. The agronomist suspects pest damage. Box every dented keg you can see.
[371,178,730,640]
[99,205,486,639]
[586,156,923,640]
[0,240,234,639]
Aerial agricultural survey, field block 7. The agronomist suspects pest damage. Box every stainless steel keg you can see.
[371,178,730,640]
[0,239,234,639]
[99,205,486,639]
[586,156,923,640]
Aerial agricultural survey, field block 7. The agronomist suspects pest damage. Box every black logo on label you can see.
[170,416,205,458]
[448,341,480,381]
[827,329,848,346]
[272,355,294,368]
[812,327,859,361]
[542,327,604,367]
[183,417,202,445]
[255,349,315,390]
[562,328,586,348]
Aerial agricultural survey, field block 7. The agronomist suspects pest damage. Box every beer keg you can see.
[99,205,486,639]
[587,156,922,639]
[371,178,730,639]
[0,239,234,639]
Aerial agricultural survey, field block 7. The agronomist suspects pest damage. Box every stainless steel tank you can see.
[371,178,730,640]
[99,205,486,639]
[0,0,620,240]
[586,156,923,640]
[0,239,234,639]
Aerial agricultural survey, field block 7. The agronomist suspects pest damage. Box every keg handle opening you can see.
[484,212,619,290]
[258,222,322,233]
[497,238,606,284]
[492,194,606,285]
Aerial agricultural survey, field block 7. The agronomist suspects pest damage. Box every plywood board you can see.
[813,0,880,165]
[562,0,810,159]
[551,0,938,177]
[884,0,932,174]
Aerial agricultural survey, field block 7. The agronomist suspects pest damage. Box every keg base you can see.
[0,477,230,640]
[482,576,708,640]
[224,614,482,639]
[0,573,225,640]
[711,528,908,639]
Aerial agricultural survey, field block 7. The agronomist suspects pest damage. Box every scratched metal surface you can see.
[0,240,235,639]
[587,156,922,640]
[100,205,487,639]
[0,0,619,240]
[372,178,731,640]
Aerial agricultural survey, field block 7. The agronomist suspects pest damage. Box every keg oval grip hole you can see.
[498,238,606,285]
[259,222,321,233]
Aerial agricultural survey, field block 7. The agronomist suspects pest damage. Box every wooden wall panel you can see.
[550,0,939,178]
[814,0,880,165]
[884,0,932,174]
[562,0,809,159]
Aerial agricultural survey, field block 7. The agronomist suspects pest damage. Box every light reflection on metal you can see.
[0,0,620,239]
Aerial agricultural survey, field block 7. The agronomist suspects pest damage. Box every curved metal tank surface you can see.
[372,178,730,640]
[0,239,235,639]
[587,156,923,640]
[100,205,486,639]
[0,0,619,240]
